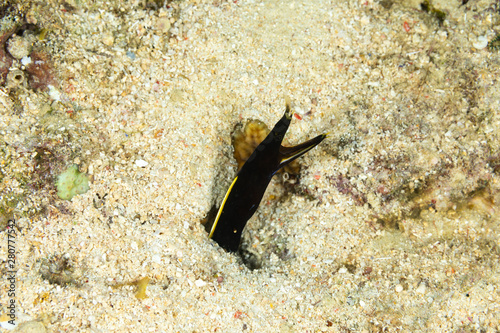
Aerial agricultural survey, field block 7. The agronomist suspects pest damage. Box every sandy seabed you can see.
[1,0,500,332]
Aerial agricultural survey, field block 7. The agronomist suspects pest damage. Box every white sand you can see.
[1,0,499,331]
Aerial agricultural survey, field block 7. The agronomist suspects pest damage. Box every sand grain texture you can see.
[0,0,499,331]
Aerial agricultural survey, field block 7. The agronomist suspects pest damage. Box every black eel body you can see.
[206,102,327,252]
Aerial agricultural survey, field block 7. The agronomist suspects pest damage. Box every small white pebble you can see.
[195,279,207,287]
[135,159,148,167]
[359,300,366,307]
[416,283,426,294]
[21,56,32,66]
[395,284,404,293]
[473,35,488,49]
[338,267,348,274]
[151,254,161,263]
[48,85,61,101]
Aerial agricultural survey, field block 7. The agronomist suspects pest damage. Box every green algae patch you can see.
[135,277,150,300]
[111,277,150,300]
[56,165,90,200]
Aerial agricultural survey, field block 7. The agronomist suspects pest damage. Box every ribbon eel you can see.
[206,101,327,252]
